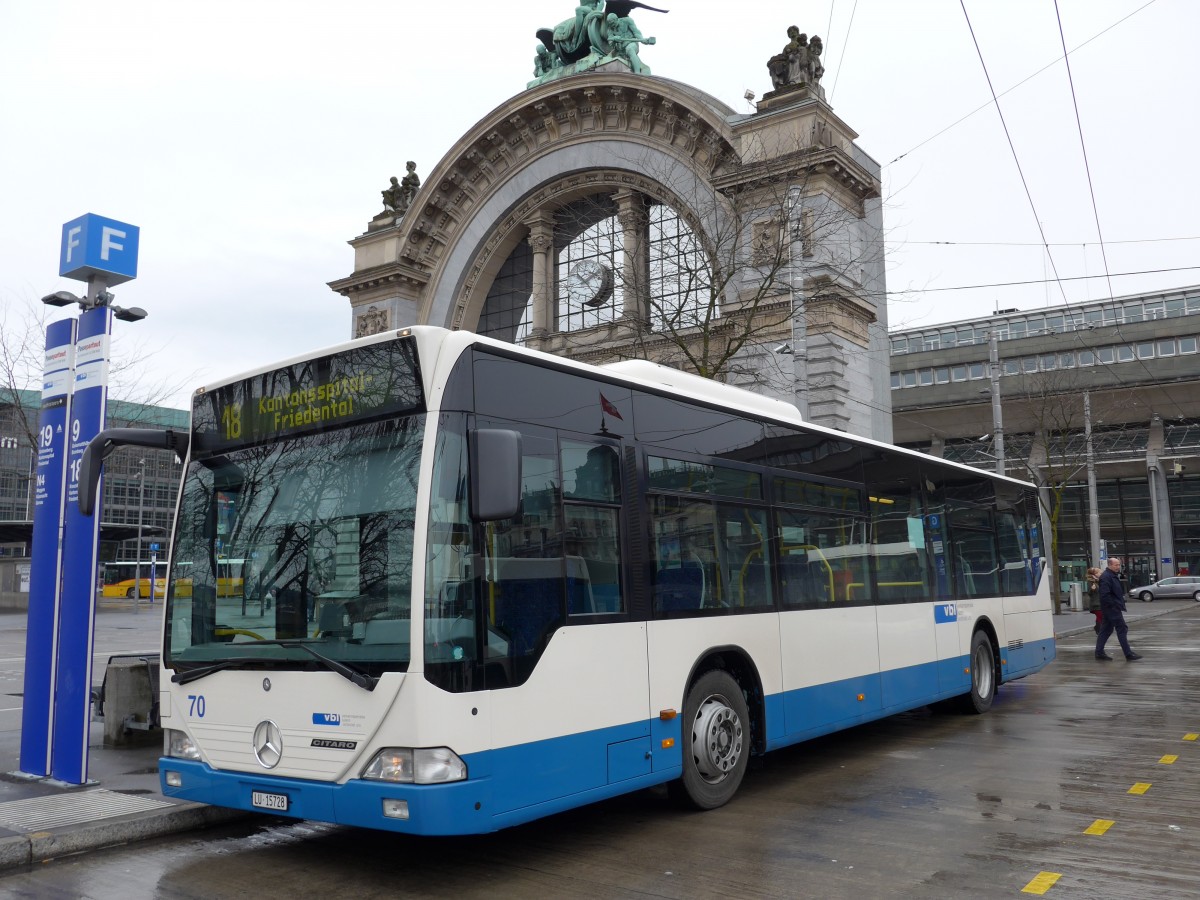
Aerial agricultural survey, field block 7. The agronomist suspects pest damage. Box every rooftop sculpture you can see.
[380,161,421,220]
[766,25,825,99]
[530,1,667,88]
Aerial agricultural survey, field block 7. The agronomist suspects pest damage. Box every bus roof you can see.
[191,325,1036,491]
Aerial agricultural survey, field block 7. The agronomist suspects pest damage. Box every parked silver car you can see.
[1129,575,1200,602]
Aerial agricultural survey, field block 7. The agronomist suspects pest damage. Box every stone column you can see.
[614,190,649,323]
[1147,415,1176,577]
[526,213,556,340]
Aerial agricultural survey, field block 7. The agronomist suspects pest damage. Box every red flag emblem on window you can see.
[599,393,623,420]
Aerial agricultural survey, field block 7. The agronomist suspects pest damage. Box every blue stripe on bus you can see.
[160,635,1055,836]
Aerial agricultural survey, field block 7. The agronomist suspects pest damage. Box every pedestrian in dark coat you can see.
[1095,557,1142,661]
[1086,566,1102,632]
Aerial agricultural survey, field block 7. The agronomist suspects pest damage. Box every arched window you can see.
[478,190,710,344]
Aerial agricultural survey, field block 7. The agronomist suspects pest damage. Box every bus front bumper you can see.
[159,757,495,835]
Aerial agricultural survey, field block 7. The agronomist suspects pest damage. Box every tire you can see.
[670,670,750,810]
[959,630,996,715]
[1138,591,1153,603]
[126,587,136,598]
[1193,590,1200,602]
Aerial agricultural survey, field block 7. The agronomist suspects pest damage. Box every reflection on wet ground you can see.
[2,606,1198,899]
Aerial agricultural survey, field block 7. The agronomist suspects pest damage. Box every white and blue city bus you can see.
[80,325,1054,835]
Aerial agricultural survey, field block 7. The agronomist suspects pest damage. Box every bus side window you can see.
[561,440,623,615]
[482,425,564,686]
[775,509,868,609]
[651,496,713,614]
[716,505,771,609]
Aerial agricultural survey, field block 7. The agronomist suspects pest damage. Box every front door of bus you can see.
[926,513,968,695]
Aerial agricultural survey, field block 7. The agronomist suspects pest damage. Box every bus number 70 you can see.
[187,694,206,717]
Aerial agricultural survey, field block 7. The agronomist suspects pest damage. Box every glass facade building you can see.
[890,285,1200,590]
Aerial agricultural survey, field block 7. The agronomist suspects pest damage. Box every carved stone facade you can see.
[331,69,892,441]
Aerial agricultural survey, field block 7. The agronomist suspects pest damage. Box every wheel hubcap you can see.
[691,694,744,783]
[974,644,994,698]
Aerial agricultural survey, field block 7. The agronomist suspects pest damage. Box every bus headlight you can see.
[166,728,201,760]
[361,747,466,783]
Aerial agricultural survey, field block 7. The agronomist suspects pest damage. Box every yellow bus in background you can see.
[100,561,168,599]
[165,559,245,599]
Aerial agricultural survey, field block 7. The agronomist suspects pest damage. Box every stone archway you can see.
[331,72,738,333]
[330,66,892,440]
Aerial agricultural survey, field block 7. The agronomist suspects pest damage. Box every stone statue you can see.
[398,161,420,214]
[534,1,668,73]
[807,36,825,83]
[605,12,656,75]
[381,176,403,215]
[383,162,421,218]
[767,25,825,91]
[534,43,560,77]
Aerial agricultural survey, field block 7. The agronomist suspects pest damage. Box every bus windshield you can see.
[166,415,424,676]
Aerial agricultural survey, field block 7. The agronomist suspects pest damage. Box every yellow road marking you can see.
[1084,819,1114,835]
[1128,782,1151,795]
[1022,872,1062,894]
[1184,733,1198,742]
[1160,755,1178,765]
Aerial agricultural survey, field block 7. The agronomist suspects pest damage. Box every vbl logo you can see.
[313,713,341,726]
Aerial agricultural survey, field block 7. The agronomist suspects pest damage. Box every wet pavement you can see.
[0,600,244,869]
[0,595,1189,874]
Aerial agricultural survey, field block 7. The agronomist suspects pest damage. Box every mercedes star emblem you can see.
[252,719,283,769]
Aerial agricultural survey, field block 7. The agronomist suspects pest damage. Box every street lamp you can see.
[40,287,149,600]
[987,331,1005,476]
[1083,392,1102,567]
[41,288,147,322]
[134,459,146,605]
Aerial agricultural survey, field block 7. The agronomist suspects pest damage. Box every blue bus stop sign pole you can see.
[45,213,138,785]
[50,304,113,785]
[18,319,78,777]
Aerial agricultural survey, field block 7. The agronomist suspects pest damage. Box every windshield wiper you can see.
[173,657,276,685]
[276,640,378,690]
[174,639,378,690]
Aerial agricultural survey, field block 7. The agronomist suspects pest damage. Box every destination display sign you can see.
[192,338,425,454]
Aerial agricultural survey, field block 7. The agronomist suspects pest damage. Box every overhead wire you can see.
[1046,0,1192,421]
[891,266,1200,295]
[792,2,1188,430]
[828,0,857,102]
[954,2,1183,418]
[905,236,1200,248]
[1053,0,1116,307]
[887,0,1159,166]
[958,0,1071,307]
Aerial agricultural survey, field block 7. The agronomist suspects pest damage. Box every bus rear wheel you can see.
[126,587,136,598]
[670,670,749,810]
[960,630,996,715]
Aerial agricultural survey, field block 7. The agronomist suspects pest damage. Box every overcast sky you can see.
[1,0,1194,409]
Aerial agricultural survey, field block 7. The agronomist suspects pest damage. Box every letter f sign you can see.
[59,214,140,284]
[65,226,82,263]
[100,226,126,261]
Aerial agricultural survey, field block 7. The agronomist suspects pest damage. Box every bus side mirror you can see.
[469,429,522,521]
[79,427,190,516]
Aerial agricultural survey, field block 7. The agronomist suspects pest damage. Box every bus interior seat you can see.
[585,559,621,613]
[738,561,771,607]
[779,555,825,605]
[493,558,565,656]
[655,561,704,612]
[274,587,309,639]
[563,555,595,615]
[316,602,349,638]
[362,618,410,645]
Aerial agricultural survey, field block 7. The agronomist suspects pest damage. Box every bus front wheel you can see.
[961,630,996,715]
[670,670,749,810]
[126,587,136,598]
